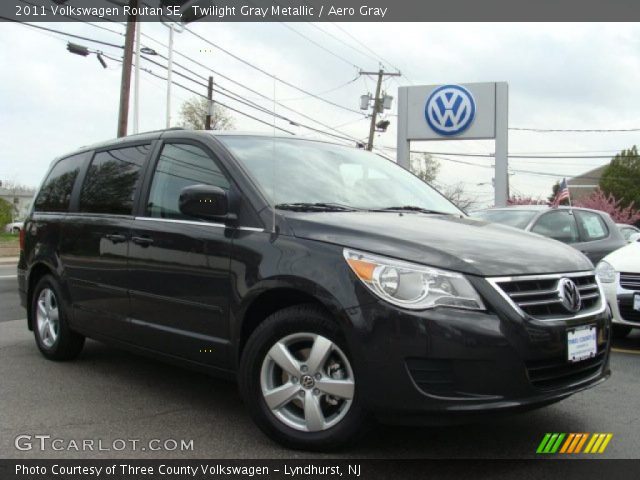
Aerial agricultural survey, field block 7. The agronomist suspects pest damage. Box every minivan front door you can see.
[127,142,233,368]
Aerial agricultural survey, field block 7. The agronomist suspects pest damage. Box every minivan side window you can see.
[34,154,84,212]
[79,144,150,215]
[146,143,230,219]
[575,210,609,241]
[531,210,580,244]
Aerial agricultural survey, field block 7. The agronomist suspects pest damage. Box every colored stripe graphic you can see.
[537,433,613,454]
[560,433,575,453]
[537,433,565,453]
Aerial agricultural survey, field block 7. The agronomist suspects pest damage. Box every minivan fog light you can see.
[343,248,485,311]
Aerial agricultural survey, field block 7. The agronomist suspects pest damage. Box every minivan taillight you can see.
[19,227,25,251]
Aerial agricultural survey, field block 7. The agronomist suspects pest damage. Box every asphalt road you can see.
[0,263,22,323]
[1,261,639,459]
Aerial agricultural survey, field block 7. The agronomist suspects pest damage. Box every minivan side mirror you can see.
[179,185,234,222]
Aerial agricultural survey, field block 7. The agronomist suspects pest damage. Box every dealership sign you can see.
[424,84,477,136]
[396,81,509,206]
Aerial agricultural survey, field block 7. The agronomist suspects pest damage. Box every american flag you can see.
[553,178,570,207]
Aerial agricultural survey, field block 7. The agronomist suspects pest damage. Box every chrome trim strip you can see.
[133,216,264,232]
[486,271,607,322]
[510,288,558,298]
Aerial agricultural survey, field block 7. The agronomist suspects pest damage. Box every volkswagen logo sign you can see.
[425,84,476,136]
[558,278,582,313]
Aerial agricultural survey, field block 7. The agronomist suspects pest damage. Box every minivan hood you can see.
[284,211,593,276]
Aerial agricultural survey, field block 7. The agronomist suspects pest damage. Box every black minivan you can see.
[18,129,611,450]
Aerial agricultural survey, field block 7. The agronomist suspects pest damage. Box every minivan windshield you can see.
[218,136,462,215]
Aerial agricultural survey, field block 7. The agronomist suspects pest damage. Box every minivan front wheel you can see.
[239,305,367,450]
[31,275,85,360]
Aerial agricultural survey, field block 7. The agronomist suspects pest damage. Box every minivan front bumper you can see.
[343,282,611,425]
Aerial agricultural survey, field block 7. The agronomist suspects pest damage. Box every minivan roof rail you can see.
[127,127,186,137]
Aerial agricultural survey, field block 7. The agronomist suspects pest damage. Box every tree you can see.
[178,97,234,131]
[409,153,440,183]
[599,145,640,209]
[547,181,569,206]
[441,182,479,212]
[508,194,549,206]
[574,188,640,225]
[0,198,12,230]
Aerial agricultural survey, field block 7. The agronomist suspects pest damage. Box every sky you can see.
[1,21,640,207]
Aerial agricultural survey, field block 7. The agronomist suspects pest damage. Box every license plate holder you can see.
[567,325,597,363]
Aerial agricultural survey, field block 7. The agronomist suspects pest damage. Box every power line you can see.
[101,52,297,135]
[13,18,364,145]
[279,23,361,70]
[182,25,366,116]
[305,23,382,67]
[330,23,412,84]
[511,126,640,133]
[137,53,360,144]
[3,18,124,50]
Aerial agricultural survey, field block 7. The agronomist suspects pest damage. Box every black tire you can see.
[238,304,368,451]
[612,325,632,340]
[31,274,85,360]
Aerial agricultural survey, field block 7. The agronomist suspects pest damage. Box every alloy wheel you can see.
[260,332,355,432]
[36,288,59,348]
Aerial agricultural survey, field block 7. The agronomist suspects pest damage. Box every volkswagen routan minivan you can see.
[18,129,611,450]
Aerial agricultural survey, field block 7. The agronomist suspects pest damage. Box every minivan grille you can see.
[489,273,602,320]
[525,350,606,390]
[620,273,640,291]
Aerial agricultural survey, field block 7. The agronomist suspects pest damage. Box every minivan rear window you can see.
[34,153,84,212]
[79,144,150,215]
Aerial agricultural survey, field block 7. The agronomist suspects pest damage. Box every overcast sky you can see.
[2,21,640,206]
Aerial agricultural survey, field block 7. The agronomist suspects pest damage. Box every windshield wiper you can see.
[371,206,451,215]
[275,202,359,212]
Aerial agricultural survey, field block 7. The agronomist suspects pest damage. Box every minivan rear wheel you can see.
[31,275,85,360]
[238,305,367,450]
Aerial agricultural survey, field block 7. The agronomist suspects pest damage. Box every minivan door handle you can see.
[104,233,127,244]
[132,236,154,247]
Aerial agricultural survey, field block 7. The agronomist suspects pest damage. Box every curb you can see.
[0,257,19,265]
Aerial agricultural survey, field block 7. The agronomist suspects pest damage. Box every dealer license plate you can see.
[567,325,597,363]
[634,293,640,312]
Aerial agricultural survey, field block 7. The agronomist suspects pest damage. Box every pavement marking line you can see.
[0,275,17,279]
[611,348,640,355]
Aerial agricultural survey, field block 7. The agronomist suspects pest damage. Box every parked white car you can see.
[596,242,640,338]
[4,221,23,234]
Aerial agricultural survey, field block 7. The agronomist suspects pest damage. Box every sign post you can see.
[397,82,509,207]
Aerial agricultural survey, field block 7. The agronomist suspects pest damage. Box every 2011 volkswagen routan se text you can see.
[18,129,611,450]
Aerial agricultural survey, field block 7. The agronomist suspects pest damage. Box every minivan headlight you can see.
[595,261,616,283]
[343,248,485,311]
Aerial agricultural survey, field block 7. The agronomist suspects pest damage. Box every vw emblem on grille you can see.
[558,278,582,313]
[425,85,476,136]
[301,375,315,389]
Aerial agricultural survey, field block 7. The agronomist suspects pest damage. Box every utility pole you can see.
[117,0,138,138]
[205,76,214,130]
[166,23,175,128]
[133,19,141,134]
[360,69,401,151]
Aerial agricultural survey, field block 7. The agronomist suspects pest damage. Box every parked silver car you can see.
[471,206,626,265]
[617,223,640,243]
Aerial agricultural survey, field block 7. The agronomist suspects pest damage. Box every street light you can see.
[66,42,108,69]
